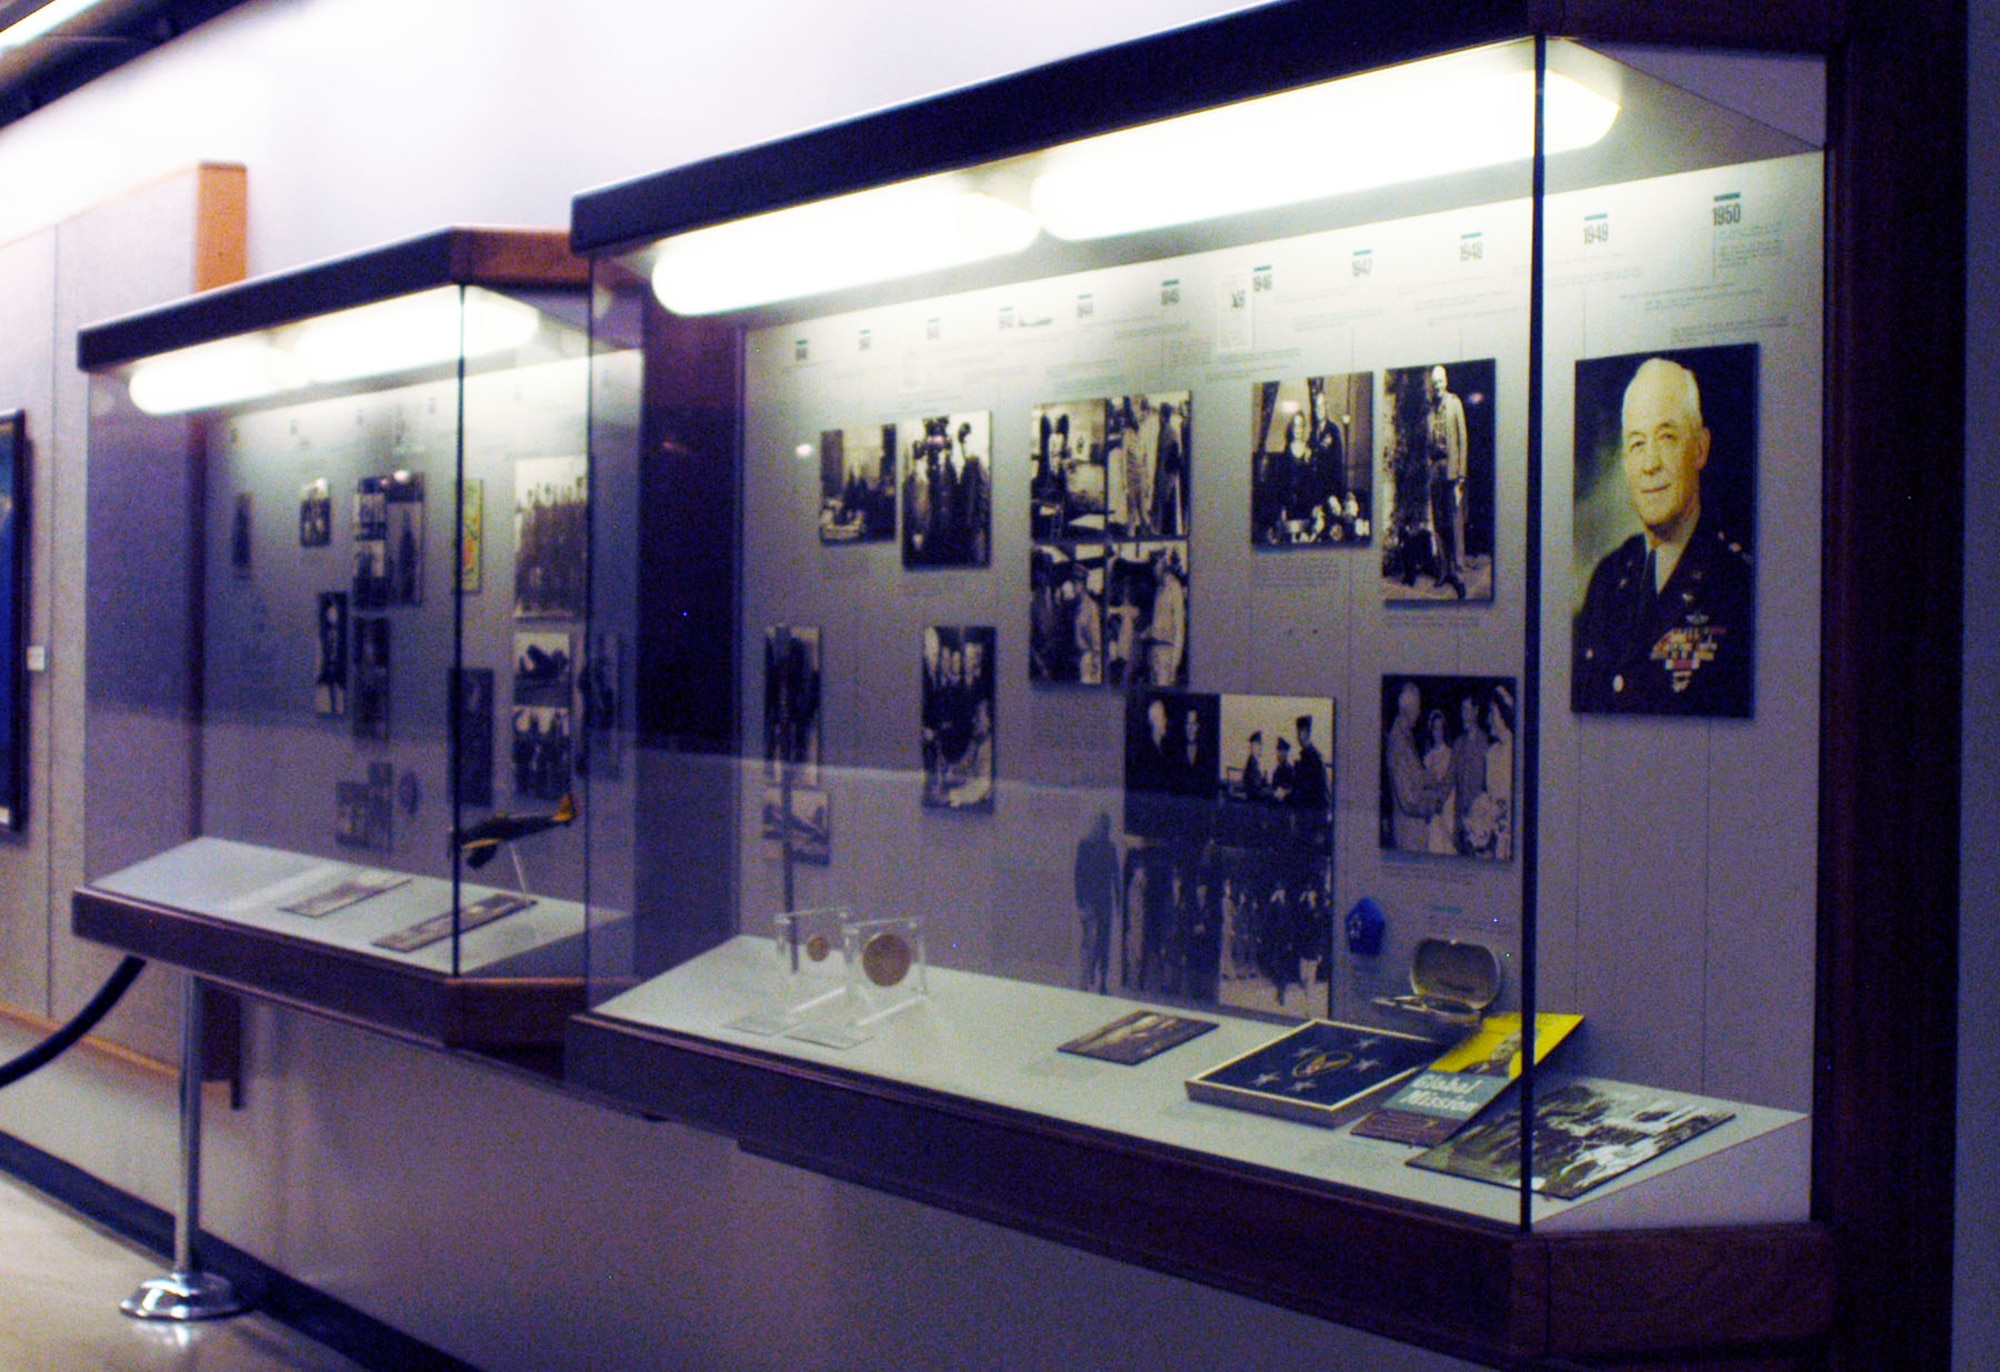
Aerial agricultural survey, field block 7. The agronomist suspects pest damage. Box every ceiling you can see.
[0,0,249,129]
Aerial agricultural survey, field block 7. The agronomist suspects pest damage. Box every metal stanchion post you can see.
[121,975,248,1321]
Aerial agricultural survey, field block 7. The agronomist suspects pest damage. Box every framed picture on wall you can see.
[1380,359,1496,604]
[0,410,26,833]
[1571,345,1758,718]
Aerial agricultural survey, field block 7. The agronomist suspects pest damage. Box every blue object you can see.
[1345,897,1386,957]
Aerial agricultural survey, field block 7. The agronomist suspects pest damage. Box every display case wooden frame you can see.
[560,0,1964,1363]
[71,227,593,1054]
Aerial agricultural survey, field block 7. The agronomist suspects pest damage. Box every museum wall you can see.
[1957,0,1999,1363]
[0,2,1496,1369]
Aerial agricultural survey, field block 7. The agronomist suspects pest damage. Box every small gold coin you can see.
[861,931,913,987]
[804,933,832,963]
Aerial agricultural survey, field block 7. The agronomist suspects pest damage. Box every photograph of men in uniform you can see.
[1571,346,1757,717]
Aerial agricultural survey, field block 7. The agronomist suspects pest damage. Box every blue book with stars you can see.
[1186,1020,1446,1129]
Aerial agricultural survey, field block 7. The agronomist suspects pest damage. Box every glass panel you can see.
[582,36,1825,1230]
[1517,43,1825,1226]
[83,279,592,984]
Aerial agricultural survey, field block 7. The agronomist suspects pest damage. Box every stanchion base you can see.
[120,1270,248,1322]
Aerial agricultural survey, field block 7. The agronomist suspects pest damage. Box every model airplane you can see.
[453,793,576,870]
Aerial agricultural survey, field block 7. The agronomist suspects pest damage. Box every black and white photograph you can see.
[299,477,332,547]
[351,615,390,741]
[1251,372,1373,546]
[1029,542,1108,686]
[760,785,831,864]
[453,667,495,808]
[1102,391,1191,540]
[1379,674,1516,861]
[920,625,995,811]
[1122,691,1333,1013]
[352,476,388,607]
[899,411,990,568]
[1106,541,1189,689]
[335,761,395,851]
[818,423,896,544]
[512,704,573,801]
[352,472,424,608]
[230,492,253,575]
[1212,694,1335,1014]
[578,632,621,779]
[314,591,348,716]
[1380,359,1496,602]
[762,624,821,788]
[1571,344,1758,718]
[513,631,573,708]
[384,472,424,604]
[1030,398,1109,540]
[514,455,588,618]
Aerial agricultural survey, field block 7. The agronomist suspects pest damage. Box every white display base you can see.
[595,935,1808,1230]
[90,837,588,978]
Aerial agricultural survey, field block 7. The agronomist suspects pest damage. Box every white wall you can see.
[1957,0,1997,1364]
[0,2,1494,1369]
[0,0,1262,274]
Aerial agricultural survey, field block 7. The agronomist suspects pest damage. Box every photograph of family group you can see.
[1379,673,1515,860]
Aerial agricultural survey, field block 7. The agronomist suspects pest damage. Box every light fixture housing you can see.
[293,287,542,383]
[650,175,1041,317]
[126,336,306,416]
[122,285,549,414]
[0,0,103,51]
[639,47,1618,316]
[1028,60,1618,242]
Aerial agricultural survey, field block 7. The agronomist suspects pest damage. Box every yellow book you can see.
[1351,1012,1583,1147]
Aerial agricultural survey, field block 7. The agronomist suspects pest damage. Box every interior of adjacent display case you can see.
[80,276,615,1006]
[580,38,1823,1226]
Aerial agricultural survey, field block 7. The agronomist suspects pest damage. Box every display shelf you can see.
[568,941,1831,1364]
[75,839,587,1048]
[577,936,1805,1229]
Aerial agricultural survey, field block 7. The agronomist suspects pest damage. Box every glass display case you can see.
[563,8,1838,1359]
[72,228,599,1051]
[564,8,1840,1352]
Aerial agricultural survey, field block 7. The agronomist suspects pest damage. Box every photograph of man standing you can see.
[1571,346,1757,717]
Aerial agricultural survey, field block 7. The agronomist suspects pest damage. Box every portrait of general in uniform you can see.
[1571,345,1758,718]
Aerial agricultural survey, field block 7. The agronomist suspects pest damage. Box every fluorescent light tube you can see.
[651,176,1041,316]
[1030,65,1619,241]
[293,287,541,383]
[127,337,306,416]
[0,0,101,50]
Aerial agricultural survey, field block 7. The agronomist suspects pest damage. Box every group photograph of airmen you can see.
[1119,691,1335,1015]
[513,456,587,619]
